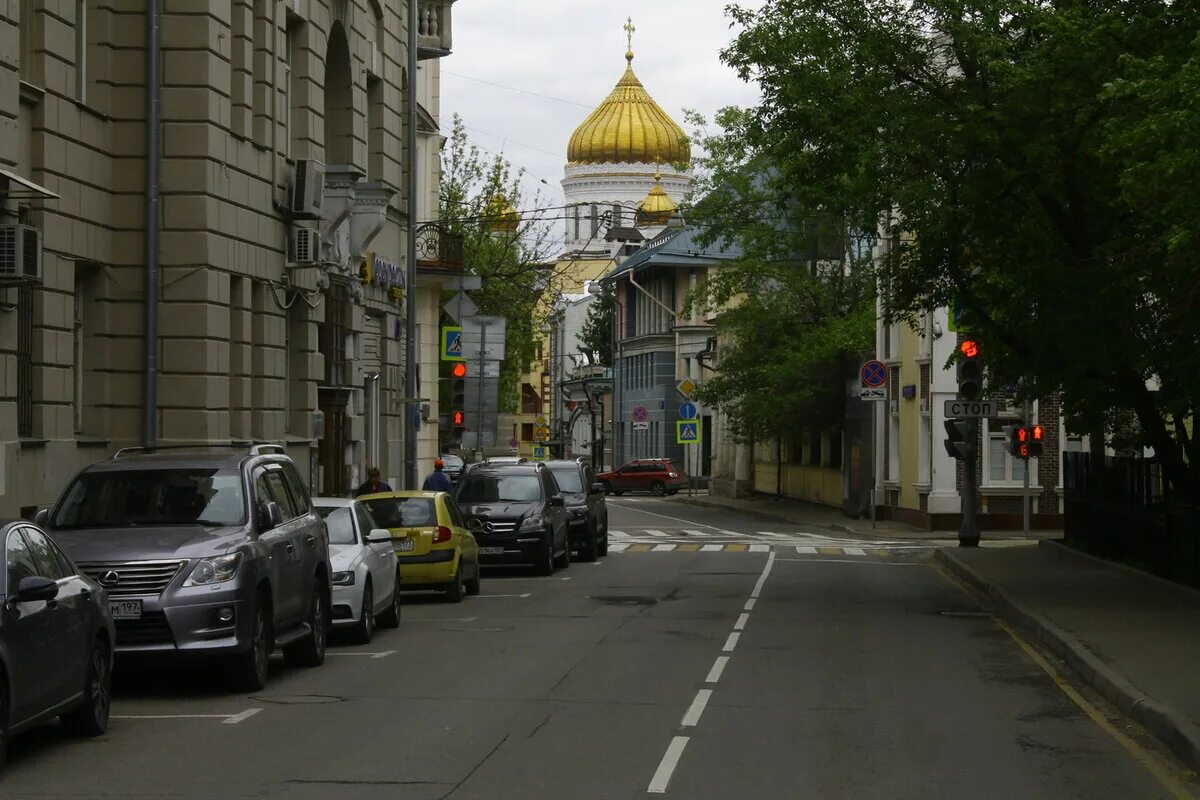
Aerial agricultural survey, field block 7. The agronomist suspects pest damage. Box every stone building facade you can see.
[0,0,457,518]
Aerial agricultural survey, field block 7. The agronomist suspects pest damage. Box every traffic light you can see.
[943,419,972,460]
[1004,424,1045,460]
[451,410,465,427]
[451,362,468,379]
[956,339,982,399]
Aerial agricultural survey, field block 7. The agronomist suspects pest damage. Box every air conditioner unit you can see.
[290,158,326,219]
[0,224,42,282]
[289,227,323,265]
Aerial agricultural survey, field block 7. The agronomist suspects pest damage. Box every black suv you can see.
[453,464,570,575]
[36,444,332,691]
[544,460,609,561]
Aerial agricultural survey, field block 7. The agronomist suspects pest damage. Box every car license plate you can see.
[479,546,505,555]
[110,599,142,620]
[394,539,415,553]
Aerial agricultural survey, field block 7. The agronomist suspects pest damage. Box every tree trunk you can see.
[1124,378,1194,497]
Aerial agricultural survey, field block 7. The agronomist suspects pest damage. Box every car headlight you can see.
[331,571,355,586]
[518,515,544,532]
[184,553,243,587]
[570,508,586,519]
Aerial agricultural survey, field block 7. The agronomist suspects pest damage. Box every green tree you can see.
[683,108,876,444]
[718,0,1200,491]
[578,285,614,366]
[439,115,556,414]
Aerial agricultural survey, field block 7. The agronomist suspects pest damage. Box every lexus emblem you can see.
[98,570,120,587]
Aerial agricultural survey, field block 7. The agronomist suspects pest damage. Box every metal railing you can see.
[1063,453,1200,587]
[414,222,464,270]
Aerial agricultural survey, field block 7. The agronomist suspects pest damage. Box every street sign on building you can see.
[676,419,701,444]
[675,378,697,399]
[943,399,997,418]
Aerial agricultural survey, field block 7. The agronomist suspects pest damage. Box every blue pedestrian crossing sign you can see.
[676,419,702,445]
[531,446,547,461]
[441,326,464,361]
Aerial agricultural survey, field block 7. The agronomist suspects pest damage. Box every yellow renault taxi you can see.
[357,491,481,602]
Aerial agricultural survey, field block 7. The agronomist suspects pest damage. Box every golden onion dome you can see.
[637,173,679,227]
[567,49,690,166]
[483,194,520,233]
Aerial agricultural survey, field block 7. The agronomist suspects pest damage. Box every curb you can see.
[935,548,1200,774]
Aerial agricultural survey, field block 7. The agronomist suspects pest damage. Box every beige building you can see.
[0,0,459,518]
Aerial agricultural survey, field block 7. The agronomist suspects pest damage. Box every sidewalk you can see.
[666,492,1056,540]
[937,540,1200,773]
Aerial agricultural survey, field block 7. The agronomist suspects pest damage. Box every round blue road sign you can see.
[679,402,698,420]
[861,360,887,388]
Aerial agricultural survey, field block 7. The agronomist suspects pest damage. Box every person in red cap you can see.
[422,458,453,491]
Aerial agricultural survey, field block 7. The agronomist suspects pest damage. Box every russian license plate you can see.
[110,599,142,620]
[394,539,415,553]
[479,546,505,555]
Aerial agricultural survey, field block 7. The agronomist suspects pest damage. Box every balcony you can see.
[418,0,455,59]
[414,222,464,272]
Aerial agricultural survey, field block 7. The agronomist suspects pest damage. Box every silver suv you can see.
[36,444,332,690]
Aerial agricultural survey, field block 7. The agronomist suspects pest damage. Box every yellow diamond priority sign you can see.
[676,378,697,399]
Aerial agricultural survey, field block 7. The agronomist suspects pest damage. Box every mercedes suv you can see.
[452,463,570,575]
[36,444,332,691]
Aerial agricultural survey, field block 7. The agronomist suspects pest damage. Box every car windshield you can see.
[362,497,438,529]
[50,468,246,529]
[440,455,464,469]
[548,468,584,493]
[456,474,541,503]
[315,505,356,544]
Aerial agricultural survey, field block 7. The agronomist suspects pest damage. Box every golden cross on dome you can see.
[624,17,636,60]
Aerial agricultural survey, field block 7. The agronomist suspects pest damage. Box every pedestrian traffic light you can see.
[956,339,982,399]
[943,419,972,460]
[1004,424,1045,460]
[452,410,465,427]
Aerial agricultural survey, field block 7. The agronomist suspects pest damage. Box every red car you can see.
[597,459,688,496]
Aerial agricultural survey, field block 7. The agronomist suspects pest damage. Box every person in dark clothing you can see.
[422,458,453,492]
[355,467,392,497]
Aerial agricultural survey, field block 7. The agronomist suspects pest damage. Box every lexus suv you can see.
[544,460,608,561]
[36,444,332,691]
[452,463,570,575]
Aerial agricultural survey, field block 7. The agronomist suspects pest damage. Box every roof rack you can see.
[110,442,287,460]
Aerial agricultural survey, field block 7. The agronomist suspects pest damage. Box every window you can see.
[521,423,534,441]
[6,530,40,591]
[284,15,304,157]
[262,469,300,518]
[19,4,35,81]
[53,468,248,528]
[590,204,599,237]
[231,0,249,134]
[316,505,356,544]
[73,273,88,433]
[985,417,1029,485]
[17,284,33,437]
[548,467,583,493]
[810,430,822,466]
[573,206,580,240]
[75,0,87,102]
[829,433,843,470]
[281,463,310,512]
[24,528,67,580]
[455,475,541,503]
[353,503,378,536]
[445,499,466,528]
[612,204,622,227]
[252,0,271,141]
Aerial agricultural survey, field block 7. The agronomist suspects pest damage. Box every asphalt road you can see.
[1,498,1193,799]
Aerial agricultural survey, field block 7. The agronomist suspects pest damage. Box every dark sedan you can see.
[0,520,114,768]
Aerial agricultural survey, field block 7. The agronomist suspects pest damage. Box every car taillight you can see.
[433,525,453,544]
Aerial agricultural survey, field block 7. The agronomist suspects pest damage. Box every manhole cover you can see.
[251,694,343,705]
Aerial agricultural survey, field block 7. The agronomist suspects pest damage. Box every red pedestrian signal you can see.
[451,362,468,378]
[452,410,465,426]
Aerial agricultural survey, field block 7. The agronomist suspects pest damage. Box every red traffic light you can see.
[452,410,465,426]
[959,339,979,359]
[451,363,468,378]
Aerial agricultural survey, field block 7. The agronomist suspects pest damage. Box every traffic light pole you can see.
[476,323,487,454]
[959,416,981,547]
[1022,397,1031,537]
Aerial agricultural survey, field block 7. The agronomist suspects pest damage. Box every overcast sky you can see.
[439,1,766,208]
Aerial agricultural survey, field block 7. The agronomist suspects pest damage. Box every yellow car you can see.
[357,491,481,602]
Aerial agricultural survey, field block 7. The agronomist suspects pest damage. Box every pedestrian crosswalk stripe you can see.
[843,547,866,556]
[871,548,890,557]
[726,544,748,552]
[796,546,817,555]
[749,544,770,553]
[652,544,675,552]
[610,530,629,538]
[702,544,724,552]
[604,543,898,557]
[818,547,842,555]
[608,542,630,552]
[683,530,712,537]
[628,544,653,552]
[678,544,701,552]
[644,529,668,537]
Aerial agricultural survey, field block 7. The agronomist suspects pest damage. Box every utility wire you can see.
[443,70,594,109]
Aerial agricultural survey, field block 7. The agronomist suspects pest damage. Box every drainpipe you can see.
[403,0,419,487]
[142,0,162,448]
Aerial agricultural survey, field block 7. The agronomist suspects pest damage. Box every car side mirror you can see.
[33,508,50,526]
[591,483,605,495]
[548,495,565,508]
[15,576,59,603]
[258,501,284,531]
[366,528,393,544]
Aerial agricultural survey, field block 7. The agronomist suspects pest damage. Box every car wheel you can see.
[601,480,613,495]
[63,636,112,737]
[612,489,624,496]
[350,579,374,645]
[579,520,599,563]
[651,481,667,496]
[284,586,328,668]
[377,574,402,629]
[597,516,609,556]
[0,671,7,770]
[535,533,555,576]
[230,595,272,691]
[554,528,571,569]
[465,562,482,596]
[445,562,465,603]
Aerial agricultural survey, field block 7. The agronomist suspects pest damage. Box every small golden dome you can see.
[637,173,679,227]
[567,50,690,166]
[484,194,520,233]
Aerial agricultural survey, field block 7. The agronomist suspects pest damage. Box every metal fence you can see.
[1063,453,1200,587]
